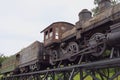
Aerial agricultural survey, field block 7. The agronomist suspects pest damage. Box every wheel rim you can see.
[67,42,79,61]
[89,33,106,57]
[50,50,58,65]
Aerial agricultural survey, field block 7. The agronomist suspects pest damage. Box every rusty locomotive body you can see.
[1,0,120,75]
[41,0,120,64]
[17,41,50,73]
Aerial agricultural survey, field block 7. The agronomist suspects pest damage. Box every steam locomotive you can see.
[41,0,120,65]
[1,0,120,76]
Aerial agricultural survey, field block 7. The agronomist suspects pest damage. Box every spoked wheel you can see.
[50,50,59,65]
[66,42,79,61]
[36,63,41,71]
[89,33,106,57]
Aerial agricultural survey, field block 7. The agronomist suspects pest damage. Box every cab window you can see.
[49,28,53,37]
[55,27,59,39]
[45,31,48,40]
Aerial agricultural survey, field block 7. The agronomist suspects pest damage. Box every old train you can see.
[1,0,120,75]
[0,41,50,75]
[41,0,120,64]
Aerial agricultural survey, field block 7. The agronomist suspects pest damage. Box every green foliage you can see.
[94,0,99,5]
[91,6,99,16]
[0,54,8,67]
[94,0,120,5]
[112,0,120,5]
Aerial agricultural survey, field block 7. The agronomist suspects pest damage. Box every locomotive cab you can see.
[41,22,74,47]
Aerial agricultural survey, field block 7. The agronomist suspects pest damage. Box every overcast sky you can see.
[0,0,94,56]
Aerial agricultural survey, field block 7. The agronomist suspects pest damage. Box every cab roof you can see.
[40,21,75,33]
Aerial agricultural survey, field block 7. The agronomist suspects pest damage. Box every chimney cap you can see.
[79,9,91,16]
[98,0,111,4]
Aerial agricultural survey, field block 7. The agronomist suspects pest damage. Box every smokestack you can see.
[98,0,111,12]
[76,9,92,30]
[75,9,92,39]
[78,9,92,23]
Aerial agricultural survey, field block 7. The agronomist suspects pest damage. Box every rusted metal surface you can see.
[81,3,120,31]
[82,8,112,29]
[41,22,74,47]
[42,3,120,63]
[18,41,45,68]
[78,9,92,22]
[76,9,92,30]
[73,3,120,40]
[62,27,76,40]
[110,22,120,32]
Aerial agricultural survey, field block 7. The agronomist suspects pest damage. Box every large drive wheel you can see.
[50,50,59,65]
[36,63,41,71]
[89,33,106,57]
[66,42,79,61]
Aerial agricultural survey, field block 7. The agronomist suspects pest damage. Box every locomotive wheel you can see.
[66,42,79,61]
[89,33,106,57]
[36,63,41,71]
[50,50,58,65]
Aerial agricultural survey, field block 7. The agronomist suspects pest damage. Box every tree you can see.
[0,53,8,67]
[92,0,120,16]
[94,0,120,5]
[111,0,120,4]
